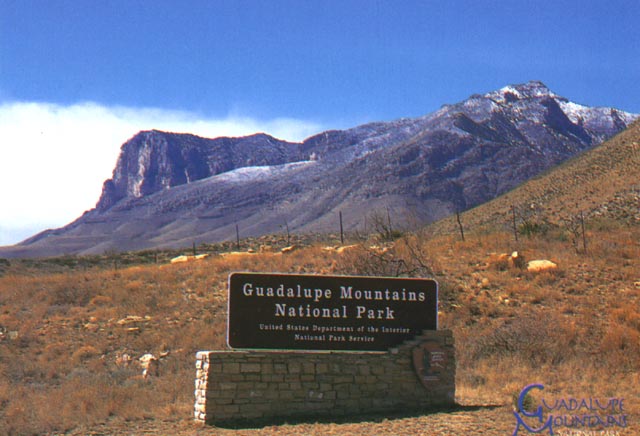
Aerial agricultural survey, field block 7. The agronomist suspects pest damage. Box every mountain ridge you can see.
[430,118,640,235]
[3,81,637,258]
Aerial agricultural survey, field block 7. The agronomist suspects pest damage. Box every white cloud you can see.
[0,101,323,246]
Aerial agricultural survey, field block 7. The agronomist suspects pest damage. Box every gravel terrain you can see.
[64,404,518,435]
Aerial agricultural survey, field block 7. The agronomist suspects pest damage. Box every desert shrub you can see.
[487,253,511,271]
[89,294,113,306]
[514,203,553,238]
[335,245,402,277]
[599,323,640,370]
[39,342,75,379]
[368,209,405,241]
[512,388,536,413]
[463,312,580,366]
[609,305,640,331]
[335,239,434,278]
[518,221,550,237]
[50,281,93,307]
[71,345,101,366]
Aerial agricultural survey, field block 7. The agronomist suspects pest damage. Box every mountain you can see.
[2,81,637,257]
[95,131,302,211]
[430,118,640,234]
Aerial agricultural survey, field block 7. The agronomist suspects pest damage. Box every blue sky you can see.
[4,1,640,120]
[1,0,639,246]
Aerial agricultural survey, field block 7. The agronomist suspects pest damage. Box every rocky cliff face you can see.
[4,81,638,257]
[97,130,301,211]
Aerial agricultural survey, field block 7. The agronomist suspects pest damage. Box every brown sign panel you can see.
[227,272,438,351]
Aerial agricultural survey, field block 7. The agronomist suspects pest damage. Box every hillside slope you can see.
[431,119,640,235]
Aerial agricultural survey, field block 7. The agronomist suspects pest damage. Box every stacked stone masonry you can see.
[194,330,455,424]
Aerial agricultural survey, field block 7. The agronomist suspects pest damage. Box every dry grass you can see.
[0,223,638,434]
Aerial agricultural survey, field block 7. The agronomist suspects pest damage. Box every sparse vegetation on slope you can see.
[433,119,640,236]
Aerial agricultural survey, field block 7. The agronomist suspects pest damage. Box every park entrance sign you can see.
[196,272,453,424]
[227,272,438,351]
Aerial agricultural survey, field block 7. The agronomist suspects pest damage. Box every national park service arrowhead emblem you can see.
[412,341,447,387]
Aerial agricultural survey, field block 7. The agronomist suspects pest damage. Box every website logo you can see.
[513,384,628,436]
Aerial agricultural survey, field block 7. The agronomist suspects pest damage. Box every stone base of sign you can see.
[194,330,455,425]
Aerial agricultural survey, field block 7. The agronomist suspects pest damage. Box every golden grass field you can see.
[0,222,638,435]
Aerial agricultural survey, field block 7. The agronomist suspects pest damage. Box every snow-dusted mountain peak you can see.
[487,80,560,104]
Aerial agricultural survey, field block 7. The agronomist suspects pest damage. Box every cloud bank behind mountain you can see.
[0,101,322,246]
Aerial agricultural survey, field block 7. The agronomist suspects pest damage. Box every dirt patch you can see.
[63,405,514,435]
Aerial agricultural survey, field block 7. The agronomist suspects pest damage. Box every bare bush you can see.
[599,323,640,371]
[335,239,433,278]
[367,209,404,241]
[463,312,580,366]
